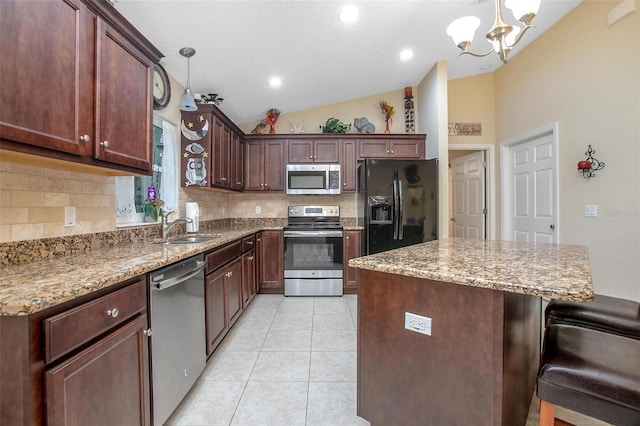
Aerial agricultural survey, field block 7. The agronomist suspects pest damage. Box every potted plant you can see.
[320,117,351,133]
[143,198,165,222]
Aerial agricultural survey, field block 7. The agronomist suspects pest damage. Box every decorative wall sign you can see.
[404,87,415,134]
[448,122,482,136]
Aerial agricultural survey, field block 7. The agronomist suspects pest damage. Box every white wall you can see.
[495,0,640,300]
[417,61,449,239]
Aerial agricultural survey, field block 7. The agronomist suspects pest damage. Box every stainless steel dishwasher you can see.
[149,254,206,426]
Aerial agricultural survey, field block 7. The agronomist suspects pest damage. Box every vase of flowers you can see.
[378,99,395,134]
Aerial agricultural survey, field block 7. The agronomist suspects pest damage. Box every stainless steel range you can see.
[283,205,343,296]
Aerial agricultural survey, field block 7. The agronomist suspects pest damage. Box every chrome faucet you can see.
[162,210,193,240]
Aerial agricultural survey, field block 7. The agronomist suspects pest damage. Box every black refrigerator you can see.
[361,158,438,255]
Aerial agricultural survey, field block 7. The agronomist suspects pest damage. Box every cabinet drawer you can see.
[206,240,242,273]
[242,235,256,252]
[44,279,146,364]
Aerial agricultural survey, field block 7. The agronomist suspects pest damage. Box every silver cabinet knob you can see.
[391,151,394,154]
[247,256,254,260]
[100,140,109,148]
[236,182,242,185]
[143,329,152,336]
[221,177,227,181]
[309,155,313,159]
[79,134,91,142]
[106,308,119,317]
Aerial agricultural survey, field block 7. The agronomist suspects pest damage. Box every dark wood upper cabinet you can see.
[180,105,244,191]
[93,18,154,171]
[244,139,286,191]
[288,139,339,163]
[358,136,425,159]
[341,139,358,192]
[0,0,162,175]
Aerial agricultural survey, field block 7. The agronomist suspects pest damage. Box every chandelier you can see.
[446,0,540,64]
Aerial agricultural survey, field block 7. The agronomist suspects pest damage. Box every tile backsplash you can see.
[0,160,360,243]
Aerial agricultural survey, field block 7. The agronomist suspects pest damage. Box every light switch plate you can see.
[585,204,597,217]
[65,206,76,227]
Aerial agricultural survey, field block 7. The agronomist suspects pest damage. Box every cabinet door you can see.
[45,315,150,426]
[341,140,358,192]
[94,19,153,172]
[389,139,423,158]
[314,139,340,163]
[230,133,243,191]
[205,269,228,355]
[258,230,284,290]
[0,0,93,156]
[226,258,243,328]
[211,119,230,188]
[358,140,390,159]
[288,140,314,163]
[244,140,264,191]
[242,249,256,307]
[263,140,285,191]
[343,230,362,292]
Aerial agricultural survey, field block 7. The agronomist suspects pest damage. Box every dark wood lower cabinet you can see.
[242,249,257,307]
[343,230,362,293]
[257,230,283,293]
[226,258,243,328]
[45,315,150,426]
[205,268,228,356]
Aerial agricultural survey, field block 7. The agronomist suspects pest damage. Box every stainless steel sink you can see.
[167,236,218,244]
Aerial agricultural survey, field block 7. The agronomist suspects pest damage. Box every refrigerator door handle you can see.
[398,179,404,240]
[392,179,399,240]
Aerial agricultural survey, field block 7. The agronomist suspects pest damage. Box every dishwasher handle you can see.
[151,260,205,291]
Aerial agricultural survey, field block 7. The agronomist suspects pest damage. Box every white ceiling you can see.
[114,0,581,124]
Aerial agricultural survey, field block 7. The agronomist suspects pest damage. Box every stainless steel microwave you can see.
[286,164,341,195]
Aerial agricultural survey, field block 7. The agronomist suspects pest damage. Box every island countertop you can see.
[349,238,594,302]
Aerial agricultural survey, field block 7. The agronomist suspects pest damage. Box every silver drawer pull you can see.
[106,307,119,318]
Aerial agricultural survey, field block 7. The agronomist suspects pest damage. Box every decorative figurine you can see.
[404,87,415,134]
[354,117,375,134]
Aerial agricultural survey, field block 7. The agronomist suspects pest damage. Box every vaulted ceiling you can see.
[115,0,581,124]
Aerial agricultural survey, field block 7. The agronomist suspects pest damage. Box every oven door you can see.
[283,230,343,296]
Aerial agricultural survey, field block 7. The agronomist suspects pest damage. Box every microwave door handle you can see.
[398,179,404,240]
[392,180,399,240]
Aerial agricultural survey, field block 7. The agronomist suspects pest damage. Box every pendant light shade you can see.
[179,47,198,112]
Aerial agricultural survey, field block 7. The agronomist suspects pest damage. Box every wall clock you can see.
[153,63,171,110]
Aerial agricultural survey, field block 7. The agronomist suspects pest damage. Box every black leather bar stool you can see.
[537,295,640,426]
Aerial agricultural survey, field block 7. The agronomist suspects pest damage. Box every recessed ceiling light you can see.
[399,49,414,61]
[339,5,358,23]
[269,77,282,87]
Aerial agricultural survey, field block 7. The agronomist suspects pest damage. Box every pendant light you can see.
[179,47,197,111]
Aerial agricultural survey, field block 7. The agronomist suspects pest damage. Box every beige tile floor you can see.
[166,295,611,426]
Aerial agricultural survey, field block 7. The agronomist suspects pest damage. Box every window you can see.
[116,116,177,225]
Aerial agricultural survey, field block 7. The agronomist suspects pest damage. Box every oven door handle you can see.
[284,230,344,238]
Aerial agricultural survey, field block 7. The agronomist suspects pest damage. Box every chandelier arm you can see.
[506,24,534,49]
[459,49,494,59]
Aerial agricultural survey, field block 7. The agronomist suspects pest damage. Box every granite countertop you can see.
[0,228,268,316]
[349,238,594,302]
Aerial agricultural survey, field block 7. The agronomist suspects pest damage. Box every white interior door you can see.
[503,126,557,243]
[451,151,486,240]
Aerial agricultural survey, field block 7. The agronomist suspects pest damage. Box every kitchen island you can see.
[349,238,594,426]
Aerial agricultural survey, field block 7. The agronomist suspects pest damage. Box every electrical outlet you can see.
[65,206,76,227]
[255,206,261,215]
[405,312,431,336]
